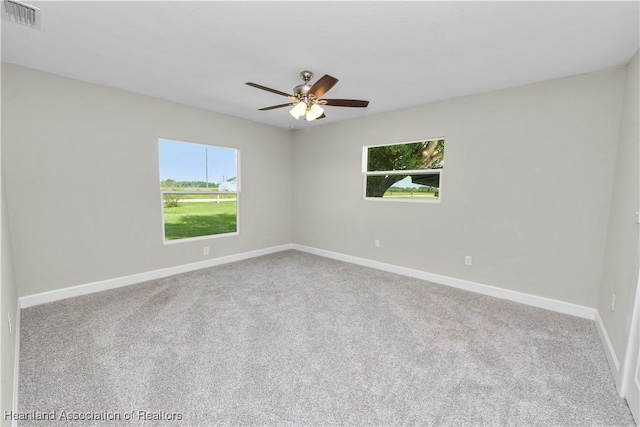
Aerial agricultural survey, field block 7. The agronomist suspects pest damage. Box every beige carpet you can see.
[18,250,634,426]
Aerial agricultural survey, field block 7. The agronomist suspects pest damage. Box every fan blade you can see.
[316,113,326,120]
[246,82,294,99]
[320,99,369,108]
[309,75,338,98]
[259,103,296,111]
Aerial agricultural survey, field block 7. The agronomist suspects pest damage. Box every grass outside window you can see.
[163,200,237,241]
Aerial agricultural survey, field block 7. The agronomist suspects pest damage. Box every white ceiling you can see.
[2,1,639,130]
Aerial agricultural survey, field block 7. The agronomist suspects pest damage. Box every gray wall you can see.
[1,64,294,297]
[1,61,19,419]
[1,176,18,420]
[292,68,626,308]
[598,50,640,361]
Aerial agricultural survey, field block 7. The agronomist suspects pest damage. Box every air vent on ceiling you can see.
[2,0,40,29]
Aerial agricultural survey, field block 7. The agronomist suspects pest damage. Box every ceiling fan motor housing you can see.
[293,83,313,97]
[294,70,314,97]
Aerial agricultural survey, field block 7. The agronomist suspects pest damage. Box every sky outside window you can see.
[158,138,237,183]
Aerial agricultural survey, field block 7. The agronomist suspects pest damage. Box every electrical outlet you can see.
[374,239,380,248]
[465,256,472,266]
[7,311,12,335]
[610,294,616,311]
[203,246,210,255]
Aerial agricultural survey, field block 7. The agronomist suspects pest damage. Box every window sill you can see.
[363,197,441,204]
[163,231,239,245]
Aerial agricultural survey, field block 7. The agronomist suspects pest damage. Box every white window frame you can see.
[362,138,444,204]
[158,138,241,244]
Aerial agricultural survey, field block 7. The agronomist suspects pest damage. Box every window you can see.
[158,138,239,242]
[364,138,444,201]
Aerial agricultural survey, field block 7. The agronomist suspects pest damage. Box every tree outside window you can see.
[364,139,444,200]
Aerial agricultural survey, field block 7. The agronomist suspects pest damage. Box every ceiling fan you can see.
[245,70,369,121]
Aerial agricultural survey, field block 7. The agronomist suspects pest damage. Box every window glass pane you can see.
[366,174,440,199]
[158,139,238,241]
[366,140,444,172]
[159,139,237,191]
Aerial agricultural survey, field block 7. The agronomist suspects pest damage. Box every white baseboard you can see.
[19,244,293,308]
[595,310,621,389]
[18,242,598,318]
[292,244,597,320]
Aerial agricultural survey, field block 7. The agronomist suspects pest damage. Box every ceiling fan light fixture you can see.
[289,101,306,119]
[306,103,324,121]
